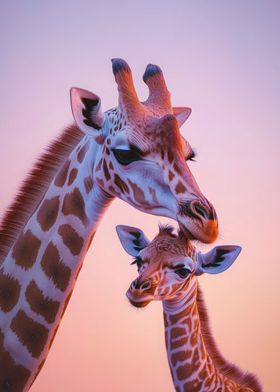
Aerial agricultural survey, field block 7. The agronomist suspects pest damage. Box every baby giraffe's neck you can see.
[162,280,251,392]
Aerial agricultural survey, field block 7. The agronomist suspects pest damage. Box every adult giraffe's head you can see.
[116,224,241,307]
[71,59,218,243]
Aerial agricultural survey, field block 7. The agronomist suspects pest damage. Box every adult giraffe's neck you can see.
[162,280,239,392]
[0,135,114,391]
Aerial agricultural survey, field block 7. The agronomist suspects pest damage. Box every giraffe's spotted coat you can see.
[0,269,21,313]
[84,176,94,193]
[54,159,70,187]
[12,231,41,270]
[125,227,258,392]
[41,242,71,292]
[62,188,89,226]
[25,280,60,324]
[58,224,84,256]
[0,59,221,391]
[10,310,49,358]
[37,196,60,231]
[0,330,31,392]
[68,168,78,186]
[77,140,89,163]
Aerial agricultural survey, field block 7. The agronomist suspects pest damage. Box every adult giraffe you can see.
[0,59,218,391]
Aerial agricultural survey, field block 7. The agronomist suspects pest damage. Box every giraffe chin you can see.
[128,298,151,308]
[126,292,151,308]
[178,220,218,244]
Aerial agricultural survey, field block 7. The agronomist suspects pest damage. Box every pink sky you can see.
[0,1,279,390]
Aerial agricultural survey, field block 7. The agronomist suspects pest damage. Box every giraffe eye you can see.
[175,268,190,278]
[112,148,142,165]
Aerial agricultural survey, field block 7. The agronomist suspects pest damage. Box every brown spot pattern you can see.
[171,327,185,340]
[41,242,71,291]
[95,158,103,172]
[58,224,84,256]
[10,310,49,358]
[37,196,60,231]
[103,160,111,181]
[128,179,146,204]
[177,363,193,380]
[62,188,89,226]
[149,187,158,204]
[25,280,60,324]
[109,185,117,195]
[84,176,94,193]
[170,336,188,350]
[68,168,78,186]
[171,350,192,367]
[167,149,174,163]
[114,174,129,194]
[175,181,187,194]
[168,171,175,181]
[77,141,89,163]
[183,379,203,391]
[12,230,41,270]
[54,159,70,187]
[0,330,31,392]
[173,162,181,175]
[0,269,20,313]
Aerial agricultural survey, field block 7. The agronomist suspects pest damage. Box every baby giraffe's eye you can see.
[175,268,190,279]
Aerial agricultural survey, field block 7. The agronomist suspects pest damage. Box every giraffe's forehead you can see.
[109,107,185,155]
[140,235,196,266]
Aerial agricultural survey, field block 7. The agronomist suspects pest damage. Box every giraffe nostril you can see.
[193,203,208,220]
[140,281,150,290]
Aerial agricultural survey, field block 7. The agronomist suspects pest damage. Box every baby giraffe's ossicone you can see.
[116,225,262,392]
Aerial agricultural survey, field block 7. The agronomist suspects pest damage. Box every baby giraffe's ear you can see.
[70,87,106,141]
[116,225,150,256]
[196,245,242,275]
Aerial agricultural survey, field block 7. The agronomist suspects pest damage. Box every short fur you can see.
[197,284,262,391]
[0,124,83,266]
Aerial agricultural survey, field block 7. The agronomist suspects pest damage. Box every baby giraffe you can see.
[116,225,262,392]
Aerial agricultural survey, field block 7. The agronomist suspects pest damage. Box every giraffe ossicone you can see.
[117,224,262,392]
[0,59,218,391]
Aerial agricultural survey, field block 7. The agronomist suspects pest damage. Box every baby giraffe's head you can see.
[116,225,241,307]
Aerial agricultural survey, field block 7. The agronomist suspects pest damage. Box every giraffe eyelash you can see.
[186,149,197,162]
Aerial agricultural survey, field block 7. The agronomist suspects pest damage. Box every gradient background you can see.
[0,1,279,391]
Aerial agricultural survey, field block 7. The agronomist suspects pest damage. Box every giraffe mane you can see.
[197,284,263,392]
[158,224,177,237]
[0,124,83,266]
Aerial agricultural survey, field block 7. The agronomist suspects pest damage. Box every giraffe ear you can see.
[70,87,106,139]
[173,107,192,127]
[196,245,241,275]
[116,225,150,257]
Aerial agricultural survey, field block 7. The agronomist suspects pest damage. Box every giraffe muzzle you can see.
[177,199,218,243]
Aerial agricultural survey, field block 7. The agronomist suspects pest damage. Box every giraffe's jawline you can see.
[178,223,195,241]
[126,291,152,308]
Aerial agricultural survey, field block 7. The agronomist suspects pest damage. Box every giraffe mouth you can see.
[178,223,196,240]
[126,291,152,308]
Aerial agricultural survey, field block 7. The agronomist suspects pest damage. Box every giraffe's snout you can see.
[191,200,217,222]
[178,199,218,243]
[126,278,154,308]
[131,277,151,291]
